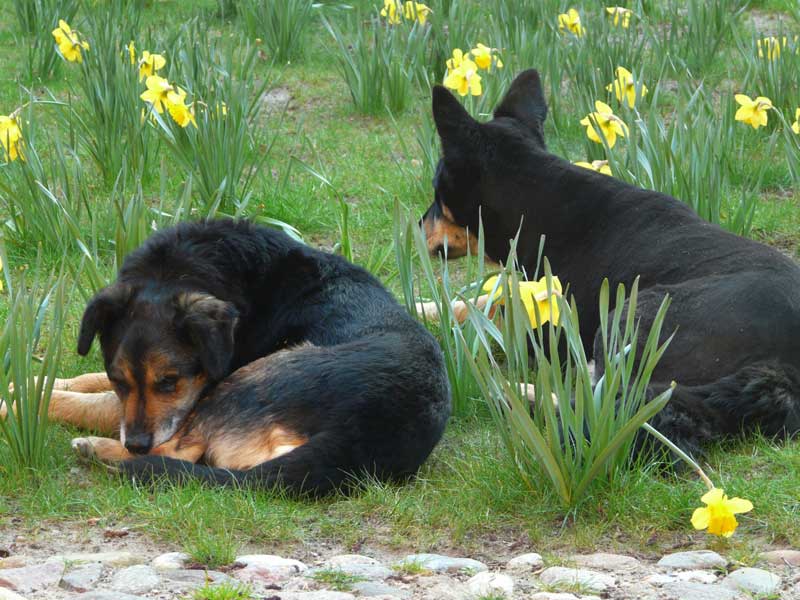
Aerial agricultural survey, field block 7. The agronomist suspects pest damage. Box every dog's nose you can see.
[124,432,153,454]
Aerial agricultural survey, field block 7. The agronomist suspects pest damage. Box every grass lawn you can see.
[0,0,799,565]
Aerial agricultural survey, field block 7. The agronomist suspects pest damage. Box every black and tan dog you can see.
[422,69,800,457]
[46,219,450,494]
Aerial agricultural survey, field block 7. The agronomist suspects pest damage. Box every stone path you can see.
[1,543,799,599]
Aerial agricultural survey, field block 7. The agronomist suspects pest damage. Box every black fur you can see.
[80,219,451,494]
[426,68,800,456]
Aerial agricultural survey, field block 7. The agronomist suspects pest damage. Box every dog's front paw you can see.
[72,437,97,461]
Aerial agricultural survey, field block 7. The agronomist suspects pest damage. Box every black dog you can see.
[422,69,800,457]
[63,219,450,495]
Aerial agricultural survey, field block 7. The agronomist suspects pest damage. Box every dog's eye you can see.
[154,376,178,393]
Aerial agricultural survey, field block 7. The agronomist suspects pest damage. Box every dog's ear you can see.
[494,69,547,143]
[432,85,479,154]
[78,283,133,356]
[174,292,239,381]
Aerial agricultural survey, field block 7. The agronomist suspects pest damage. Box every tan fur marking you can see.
[205,426,308,470]
[423,204,478,258]
[150,430,206,463]
[60,372,112,393]
[47,390,121,434]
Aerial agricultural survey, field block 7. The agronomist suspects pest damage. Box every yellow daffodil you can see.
[140,75,174,114]
[380,0,402,24]
[558,8,584,37]
[792,108,799,135]
[51,19,89,63]
[757,36,786,60]
[127,41,136,65]
[0,115,23,162]
[580,101,629,148]
[606,66,648,108]
[167,94,197,129]
[138,51,166,82]
[402,1,432,25]
[470,43,503,71]
[446,48,464,71]
[444,54,482,97]
[606,6,632,28]
[483,275,563,329]
[691,488,753,538]
[575,159,612,176]
[734,94,773,129]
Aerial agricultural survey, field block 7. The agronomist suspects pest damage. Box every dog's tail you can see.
[119,433,375,497]
[641,361,800,459]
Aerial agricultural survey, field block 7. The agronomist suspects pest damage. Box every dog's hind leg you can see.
[48,390,121,434]
[639,362,800,460]
[1,388,121,434]
[54,372,112,393]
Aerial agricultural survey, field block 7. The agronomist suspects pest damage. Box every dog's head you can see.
[78,284,238,454]
[421,69,549,262]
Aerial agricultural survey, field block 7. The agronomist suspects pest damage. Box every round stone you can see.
[59,562,104,592]
[110,564,160,594]
[507,553,544,570]
[723,567,781,595]
[466,571,514,598]
[0,558,65,593]
[234,554,308,584]
[401,554,488,574]
[54,551,142,567]
[761,549,800,567]
[351,580,410,598]
[539,567,615,594]
[657,550,727,570]
[658,582,741,600]
[570,552,640,571]
[312,555,392,580]
[151,552,191,571]
[277,593,356,600]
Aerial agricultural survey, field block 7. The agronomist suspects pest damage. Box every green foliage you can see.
[188,581,253,600]
[310,569,367,591]
[739,31,800,111]
[0,0,798,558]
[396,207,676,507]
[0,109,89,254]
[238,0,316,63]
[13,0,80,82]
[462,252,675,508]
[65,1,149,182]
[183,525,238,569]
[394,204,487,416]
[0,262,67,472]
[650,0,748,73]
[323,11,431,115]
[155,21,274,214]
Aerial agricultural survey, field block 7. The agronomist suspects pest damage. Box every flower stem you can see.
[642,422,715,491]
